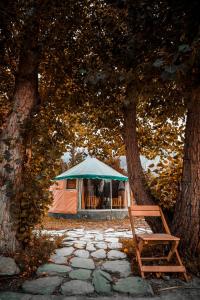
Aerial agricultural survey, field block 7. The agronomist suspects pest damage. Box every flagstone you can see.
[67,232,83,238]
[104,228,114,232]
[55,247,74,256]
[74,242,86,249]
[62,241,74,246]
[49,255,68,264]
[69,229,85,233]
[92,270,112,294]
[70,257,95,270]
[101,260,131,277]
[63,237,77,241]
[86,243,96,251]
[104,233,118,237]
[0,292,32,300]
[94,234,104,241]
[61,280,94,295]
[95,242,107,249]
[86,230,101,234]
[85,234,95,238]
[105,238,119,243]
[79,237,94,241]
[36,264,71,276]
[28,296,66,300]
[108,232,120,237]
[22,276,63,295]
[0,256,20,276]
[107,250,127,260]
[74,249,90,258]
[107,242,122,249]
[109,232,129,237]
[69,269,91,280]
[113,277,154,296]
[91,249,106,259]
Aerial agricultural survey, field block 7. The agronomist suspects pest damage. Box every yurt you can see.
[49,157,132,219]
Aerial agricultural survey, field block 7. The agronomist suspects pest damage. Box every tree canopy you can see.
[0,0,199,265]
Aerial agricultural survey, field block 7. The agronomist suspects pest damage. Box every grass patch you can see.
[37,215,132,230]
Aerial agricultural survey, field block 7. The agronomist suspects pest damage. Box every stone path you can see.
[40,227,153,296]
[1,227,200,299]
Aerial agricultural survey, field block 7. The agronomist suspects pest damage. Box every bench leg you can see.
[175,249,189,282]
[135,242,145,278]
[167,241,179,262]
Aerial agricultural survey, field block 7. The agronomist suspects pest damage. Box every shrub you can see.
[14,232,63,276]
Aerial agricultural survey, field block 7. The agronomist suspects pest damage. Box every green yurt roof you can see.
[55,157,128,181]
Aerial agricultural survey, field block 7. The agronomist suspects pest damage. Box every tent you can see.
[55,157,128,181]
[49,157,131,219]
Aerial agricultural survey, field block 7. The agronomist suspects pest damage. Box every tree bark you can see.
[0,16,40,253]
[122,99,161,232]
[172,89,200,256]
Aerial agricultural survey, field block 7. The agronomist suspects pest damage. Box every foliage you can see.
[0,0,103,247]
[120,236,200,276]
[14,233,63,276]
[120,237,168,276]
[62,146,87,170]
[146,156,183,210]
[0,0,199,255]
[104,156,127,175]
[9,103,77,245]
[120,237,136,258]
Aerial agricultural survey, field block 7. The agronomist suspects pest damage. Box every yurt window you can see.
[66,179,77,190]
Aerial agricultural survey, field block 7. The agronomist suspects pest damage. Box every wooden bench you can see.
[128,205,188,281]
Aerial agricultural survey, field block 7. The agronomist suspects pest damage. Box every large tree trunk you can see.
[172,90,200,256]
[0,17,40,253]
[122,100,160,232]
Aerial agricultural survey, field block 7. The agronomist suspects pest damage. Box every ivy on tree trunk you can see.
[0,11,40,253]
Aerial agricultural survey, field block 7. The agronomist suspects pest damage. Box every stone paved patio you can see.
[1,227,200,299]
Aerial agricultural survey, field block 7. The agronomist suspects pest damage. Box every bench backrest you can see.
[129,205,161,217]
[128,205,171,235]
